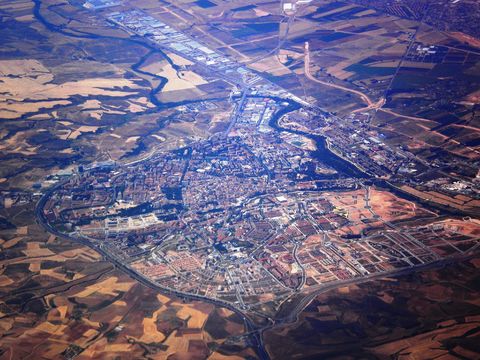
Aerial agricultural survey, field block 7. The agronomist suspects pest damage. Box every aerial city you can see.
[0,0,479,359]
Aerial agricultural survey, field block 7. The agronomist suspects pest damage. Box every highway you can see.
[224,88,249,137]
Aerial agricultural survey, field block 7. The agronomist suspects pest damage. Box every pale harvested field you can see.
[0,0,31,12]
[80,99,127,120]
[35,321,68,335]
[278,49,303,64]
[370,61,400,68]
[254,8,270,17]
[312,4,357,19]
[0,276,14,286]
[248,55,291,76]
[59,248,102,261]
[29,262,41,272]
[15,14,34,22]
[157,293,171,305]
[47,305,69,322]
[217,308,234,318]
[152,134,166,142]
[127,97,155,112]
[158,64,208,92]
[17,226,28,235]
[0,131,42,155]
[0,251,100,269]
[40,268,82,282]
[354,9,376,17]
[166,52,193,66]
[371,322,479,359]
[0,59,143,119]
[22,247,55,257]
[68,126,100,140]
[0,100,72,119]
[158,87,205,103]
[416,29,449,44]
[73,276,133,298]
[176,304,209,328]
[284,20,318,40]
[83,340,133,356]
[162,330,203,356]
[208,353,246,360]
[139,306,167,343]
[76,328,100,348]
[400,186,480,212]
[2,237,24,249]
[141,59,169,75]
[126,136,139,143]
